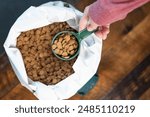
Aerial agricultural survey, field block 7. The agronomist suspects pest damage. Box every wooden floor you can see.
[0,0,150,100]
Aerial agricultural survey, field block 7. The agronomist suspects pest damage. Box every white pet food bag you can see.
[4,1,102,100]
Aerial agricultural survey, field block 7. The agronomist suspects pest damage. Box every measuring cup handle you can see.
[78,28,98,40]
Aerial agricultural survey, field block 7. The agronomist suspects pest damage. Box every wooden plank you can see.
[102,55,150,99]
[0,53,19,98]
[63,0,80,5]
[69,76,107,100]
[0,53,9,69]
[141,2,150,16]
[98,14,150,96]
[75,0,96,12]
[140,88,150,100]
[1,83,37,100]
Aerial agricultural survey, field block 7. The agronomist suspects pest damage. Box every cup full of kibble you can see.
[51,28,98,61]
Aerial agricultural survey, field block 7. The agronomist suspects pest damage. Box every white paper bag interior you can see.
[4,1,102,100]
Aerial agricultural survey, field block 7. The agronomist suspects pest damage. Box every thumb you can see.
[87,18,98,31]
[79,15,89,31]
[79,6,90,31]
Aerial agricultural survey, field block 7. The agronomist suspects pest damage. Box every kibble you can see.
[17,22,77,85]
[52,33,78,58]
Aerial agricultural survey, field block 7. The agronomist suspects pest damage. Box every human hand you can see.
[79,6,110,40]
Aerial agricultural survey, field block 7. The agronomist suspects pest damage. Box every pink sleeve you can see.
[89,0,150,25]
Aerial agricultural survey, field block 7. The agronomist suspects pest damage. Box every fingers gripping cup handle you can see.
[77,28,98,41]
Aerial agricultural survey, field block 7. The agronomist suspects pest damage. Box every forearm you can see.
[89,0,150,25]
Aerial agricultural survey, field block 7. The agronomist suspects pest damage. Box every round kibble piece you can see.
[62,52,68,57]
[70,50,75,55]
[68,45,74,51]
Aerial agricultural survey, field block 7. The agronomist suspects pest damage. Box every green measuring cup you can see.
[51,28,98,61]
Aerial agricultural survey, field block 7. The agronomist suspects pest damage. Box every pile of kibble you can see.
[52,33,78,59]
[17,22,77,85]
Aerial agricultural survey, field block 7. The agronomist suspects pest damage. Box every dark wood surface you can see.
[0,0,150,100]
[103,55,150,99]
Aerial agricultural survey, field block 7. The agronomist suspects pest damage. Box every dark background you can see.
[0,0,78,54]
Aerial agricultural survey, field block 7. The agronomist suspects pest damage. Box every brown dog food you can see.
[52,33,78,59]
[17,22,77,85]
